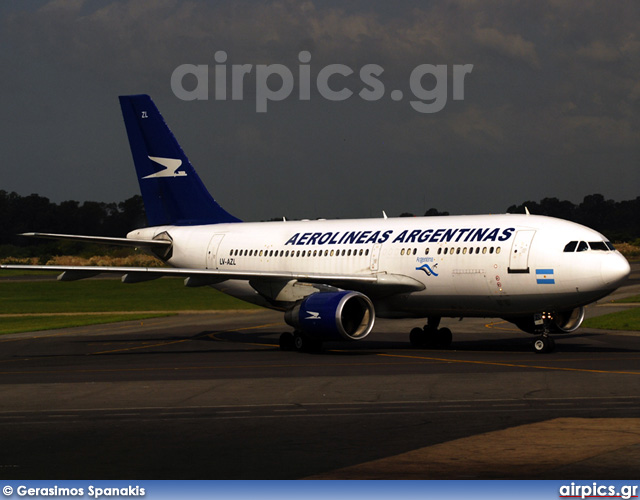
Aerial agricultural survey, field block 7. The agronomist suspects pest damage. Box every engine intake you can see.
[284,291,375,341]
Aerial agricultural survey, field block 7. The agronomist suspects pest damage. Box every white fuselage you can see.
[128,213,630,319]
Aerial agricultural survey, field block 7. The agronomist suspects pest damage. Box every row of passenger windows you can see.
[229,246,502,258]
[401,246,501,256]
[563,241,615,252]
[230,248,372,258]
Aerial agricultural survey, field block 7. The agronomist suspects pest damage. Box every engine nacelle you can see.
[509,306,586,334]
[284,291,375,341]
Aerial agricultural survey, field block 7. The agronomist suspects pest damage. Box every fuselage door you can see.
[370,244,382,271]
[508,230,535,273]
[206,234,225,270]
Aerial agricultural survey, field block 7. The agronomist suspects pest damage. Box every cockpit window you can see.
[588,241,609,251]
[576,241,589,252]
[564,240,614,253]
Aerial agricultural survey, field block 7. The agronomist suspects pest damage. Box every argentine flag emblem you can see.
[536,269,555,285]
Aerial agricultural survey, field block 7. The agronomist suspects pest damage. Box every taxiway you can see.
[0,270,639,479]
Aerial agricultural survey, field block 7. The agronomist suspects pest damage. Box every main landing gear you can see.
[279,331,322,353]
[409,317,452,349]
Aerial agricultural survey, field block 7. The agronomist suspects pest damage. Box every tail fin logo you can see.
[142,156,187,179]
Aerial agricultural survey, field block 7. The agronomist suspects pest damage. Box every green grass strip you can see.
[583,308,640,331]
[0,313,175,335]
[0,277,259,314]
[614,294,640,303]
[0,270,58,277]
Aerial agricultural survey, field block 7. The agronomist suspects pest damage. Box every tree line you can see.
[396,194,638,243]
[0,190,638,259]
[0,191,146,258]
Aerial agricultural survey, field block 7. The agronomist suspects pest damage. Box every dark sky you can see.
[1,0,639,222]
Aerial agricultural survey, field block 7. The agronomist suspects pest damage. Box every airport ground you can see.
[0,265,639,479]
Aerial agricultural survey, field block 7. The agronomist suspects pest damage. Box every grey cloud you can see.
[1,0,638,220]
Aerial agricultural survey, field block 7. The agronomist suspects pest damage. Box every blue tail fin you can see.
[119,94,241,226]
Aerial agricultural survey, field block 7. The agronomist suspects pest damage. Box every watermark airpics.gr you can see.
[171,51,473,113]
[559,482,639,500]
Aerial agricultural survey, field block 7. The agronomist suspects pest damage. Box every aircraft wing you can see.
[7,232,423,294]
[0,264,424,294]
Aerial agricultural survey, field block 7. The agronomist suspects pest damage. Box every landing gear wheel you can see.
[410,327,427,348]
[532,336,555,354]
[435,327,452,349]
[279,332,295,351]
[293,332,322,353]
[410,326,452,349]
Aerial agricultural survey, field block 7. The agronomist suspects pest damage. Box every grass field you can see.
[0,313,175,335]
[583,307,640,331]
[0,277,258,335]
[614,294,640,303]
[0,278,258,314]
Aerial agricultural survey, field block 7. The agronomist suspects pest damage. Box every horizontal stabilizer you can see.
[20,232,171,249]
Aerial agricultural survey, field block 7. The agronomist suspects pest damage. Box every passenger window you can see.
[563,241,577,252]
[577,241,589,252]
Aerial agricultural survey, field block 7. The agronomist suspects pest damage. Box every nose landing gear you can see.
[532,335,555,353]
[531,312,556,353]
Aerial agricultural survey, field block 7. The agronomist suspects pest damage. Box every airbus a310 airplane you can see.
[2,95,630,353]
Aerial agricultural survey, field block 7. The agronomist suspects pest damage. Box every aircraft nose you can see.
[600,253,631,287]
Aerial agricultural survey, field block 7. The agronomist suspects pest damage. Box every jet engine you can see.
[510,306,586,334]
[284,291,375,341]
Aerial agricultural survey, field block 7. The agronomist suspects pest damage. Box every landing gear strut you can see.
[410,317,452,349]
[531,313,556,353]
